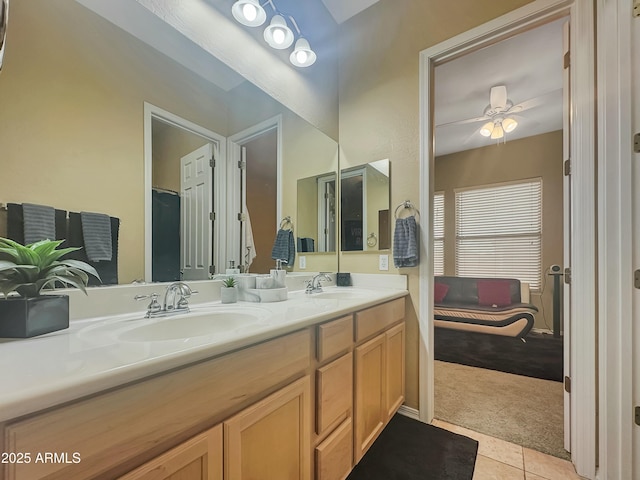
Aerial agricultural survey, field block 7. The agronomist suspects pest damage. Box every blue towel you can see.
[22,203,56,244]
[393,215,419,268]
[80,211,113,261]
[271,229,295,267]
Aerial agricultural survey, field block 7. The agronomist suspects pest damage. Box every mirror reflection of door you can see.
[151,118,214,282]
[341,168,366,251]
[240,130,277,274]
[318,175,336,252]
[180,143,214,281]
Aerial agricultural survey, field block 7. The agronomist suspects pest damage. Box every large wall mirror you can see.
[0,0,338,285]
[340,160,391,252]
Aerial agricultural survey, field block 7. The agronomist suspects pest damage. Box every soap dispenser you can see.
[226,260,240,275]
[271,259,286,288]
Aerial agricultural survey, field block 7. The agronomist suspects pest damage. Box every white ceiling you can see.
[320,0,380,24]
[434,19,565,157]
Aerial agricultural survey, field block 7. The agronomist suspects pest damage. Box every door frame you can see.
[595,0,636,478]
[418,0,598,478]
[143,102,226,282]
[227,115,283,269]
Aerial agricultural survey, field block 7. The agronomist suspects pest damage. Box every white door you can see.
[561,19,572,454]
[180,143,214,280]
[632,8,640,477]
[317,174,336,252]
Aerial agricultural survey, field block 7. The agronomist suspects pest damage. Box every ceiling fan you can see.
[437,85,553,140]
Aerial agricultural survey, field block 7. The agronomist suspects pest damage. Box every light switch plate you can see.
[379,254,389,271]
[299,256,306,269]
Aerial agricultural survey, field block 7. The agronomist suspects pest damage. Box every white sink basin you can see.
[294,287,375,300]
[119,311,268,342]
[77,306,272,343]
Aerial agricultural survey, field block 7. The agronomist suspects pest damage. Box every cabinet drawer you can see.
[315,418,353,480]
[316,315,353,362]
[3,329,311,480]
[355,298,405,342]
[316,352,353,436]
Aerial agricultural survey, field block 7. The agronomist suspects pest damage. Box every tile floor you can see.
[432,419,586,480]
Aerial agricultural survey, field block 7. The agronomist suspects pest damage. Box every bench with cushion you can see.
[434,276,537,338]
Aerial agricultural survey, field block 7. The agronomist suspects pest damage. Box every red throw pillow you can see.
[434,283,449,303]
[477,280,512,307]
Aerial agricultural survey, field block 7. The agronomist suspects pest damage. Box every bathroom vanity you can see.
[0,285,407,480]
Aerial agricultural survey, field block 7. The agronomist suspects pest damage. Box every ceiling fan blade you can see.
[436,115,489,128]
[509,88,563,114]
[490,85,507,109]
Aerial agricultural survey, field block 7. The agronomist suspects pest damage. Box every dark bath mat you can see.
[347,414,478,480]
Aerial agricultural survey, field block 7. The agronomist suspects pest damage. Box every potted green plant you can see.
[0,238,100,338]
[220,276,238,304]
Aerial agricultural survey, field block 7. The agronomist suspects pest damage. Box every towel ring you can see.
[367,233,378,247]
[394,200,421,219]
[280,216,294,231]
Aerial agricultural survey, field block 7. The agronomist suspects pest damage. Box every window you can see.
[433,192,444,276]
[455,179,542,289]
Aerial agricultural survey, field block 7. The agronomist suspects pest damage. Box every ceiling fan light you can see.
[502,117,518,133]
[290,38,316,67]
[231,0,266,27]
[490,123,504,139]
[264,15,294,49]
[479,122,494,137]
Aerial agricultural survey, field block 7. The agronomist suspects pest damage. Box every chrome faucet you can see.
[306,273,332,294]
[135,282,198,318]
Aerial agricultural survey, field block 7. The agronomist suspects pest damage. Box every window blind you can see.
[433,192,444,276]
[455,180,542,289]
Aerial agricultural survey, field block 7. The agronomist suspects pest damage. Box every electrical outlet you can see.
[299,256,306,269]
[379,254,389,271]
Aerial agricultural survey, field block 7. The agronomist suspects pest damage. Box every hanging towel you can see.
[393,215,419,268]
[68,213,119,285]
[243,207,257,268]
[22,203,56,245]
[80,211,113,261]
[271,229,295,267]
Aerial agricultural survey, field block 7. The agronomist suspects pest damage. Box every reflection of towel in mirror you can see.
[393,215,419,268]
[271,229,295,267]
[243,208,257,268]
[22,203,56,244]
[80,211,113,261]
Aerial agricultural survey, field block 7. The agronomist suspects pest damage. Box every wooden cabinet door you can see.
[385,322,405,418]
[316,352,353,435]
[118,425,222,480]
[353,333,386,463]
[224,376,311,480]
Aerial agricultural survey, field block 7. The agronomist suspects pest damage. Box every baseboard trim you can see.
[398,405,420,420]
[531,328,554,335]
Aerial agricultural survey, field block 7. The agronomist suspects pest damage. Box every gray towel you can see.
[22,203,56,245]
[80,211,113,261]
[393,215,419,268]
[271,229,295,267]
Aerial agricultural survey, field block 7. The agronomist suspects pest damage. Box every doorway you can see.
[430,19,567,459]
[418,1,597,478]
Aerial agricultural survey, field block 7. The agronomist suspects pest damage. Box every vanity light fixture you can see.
[231,0,316,67]
[263,14,294,49]
[231,0,267,27]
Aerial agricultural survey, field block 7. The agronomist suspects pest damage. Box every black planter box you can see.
[0,295,69,338]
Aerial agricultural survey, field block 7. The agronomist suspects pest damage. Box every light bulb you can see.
[502,117,518,133]
[242,3,257,21]
[272,27,285,45]
[490,123,504,139]
[479,122,493,137]
[295,50,308,64]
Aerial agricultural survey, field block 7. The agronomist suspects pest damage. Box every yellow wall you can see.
[435,131,564,331]
[337,0,534,409]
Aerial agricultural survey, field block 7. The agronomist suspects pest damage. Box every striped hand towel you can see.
[393,215,419,268]
[22,203,56,245]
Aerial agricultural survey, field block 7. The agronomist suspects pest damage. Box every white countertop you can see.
[0,284,407,423]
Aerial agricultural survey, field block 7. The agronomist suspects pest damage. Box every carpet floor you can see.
[435,360,569,460]
[434,328,564,382]
[347,414,478,480]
